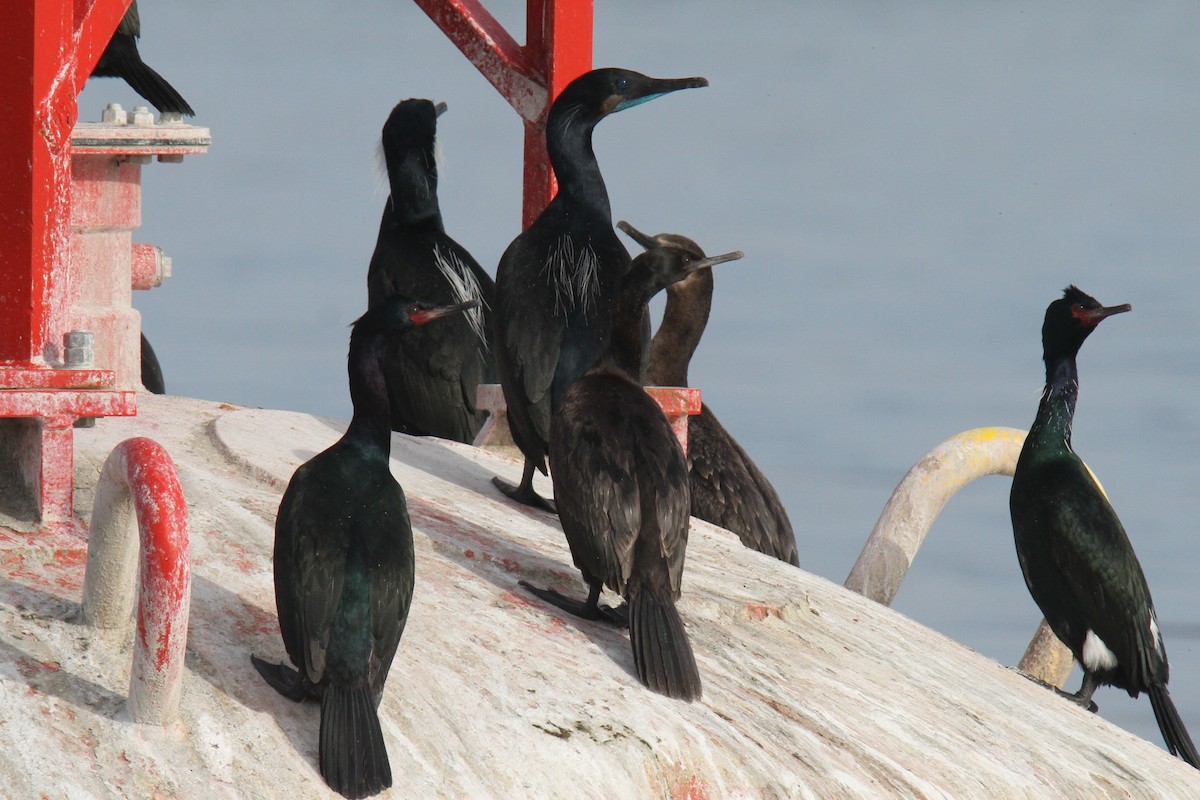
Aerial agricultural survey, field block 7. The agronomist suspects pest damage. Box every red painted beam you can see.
[0,0,132,366]
[414,0,592,228]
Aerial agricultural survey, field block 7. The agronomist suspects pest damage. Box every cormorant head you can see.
[381,99,446,165]
[617,220,704,259]
[549,68,707,129]
[628,239,743,304]
[618,220,711,295]
[1041,285,1130,363]
[353,296,479,336]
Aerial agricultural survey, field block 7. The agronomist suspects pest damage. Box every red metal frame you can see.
[413,0,593,228]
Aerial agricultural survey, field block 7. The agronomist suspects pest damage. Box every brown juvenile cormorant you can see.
[90,1,194,116]
[251,296,477,798]
[1009,286,1198,767]
[367,99,495,443]
[521,240,743,701]
[491,68,708,512]
[620,221,799,566]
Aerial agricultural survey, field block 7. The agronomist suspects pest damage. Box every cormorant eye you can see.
[615,77,629,92]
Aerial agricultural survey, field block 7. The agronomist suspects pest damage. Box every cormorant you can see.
[90,1,194,117]
[140,333,165,394]
[491,68,707,512]
[251,296,477,798]
[1009,286,1198,768]
[620,221,799,566]
[367,99,495,443]
[521,239,743,701]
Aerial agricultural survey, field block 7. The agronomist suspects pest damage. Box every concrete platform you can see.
[0,394,1195,798]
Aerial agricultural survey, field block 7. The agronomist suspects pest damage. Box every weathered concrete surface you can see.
[0,394,1196,798]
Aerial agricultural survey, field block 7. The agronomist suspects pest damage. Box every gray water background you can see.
[79,1,1200,755]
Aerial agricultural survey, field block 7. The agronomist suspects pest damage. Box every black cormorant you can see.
[251,296,477,798]
[491,68,707,511]
[521,239,742,701]
[140,333,164,394]
[620,221,799,566]
[1009,286,1198,768]
[367,99,495,443]
[90,1,194,116]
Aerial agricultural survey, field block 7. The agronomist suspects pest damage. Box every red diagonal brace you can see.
[413,0,593,228]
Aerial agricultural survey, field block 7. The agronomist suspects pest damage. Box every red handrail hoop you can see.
[82,437,191,725]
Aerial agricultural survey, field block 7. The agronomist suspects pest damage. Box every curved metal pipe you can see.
[82,437,191,725]
[844,427,1072,687]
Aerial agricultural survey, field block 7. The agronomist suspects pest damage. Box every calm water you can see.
[80,1,1200,752]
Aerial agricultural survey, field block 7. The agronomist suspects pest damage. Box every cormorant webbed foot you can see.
[492,474,556,514]
[1011,667,1099,713]
[518,580,628,627]
[251,654,316,702]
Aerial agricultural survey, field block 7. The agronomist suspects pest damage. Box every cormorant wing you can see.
[498,236,566,446]
[1042,456,1164,686]
[687,407,798,566]
[273,457,347,684]
[366,498,415,691]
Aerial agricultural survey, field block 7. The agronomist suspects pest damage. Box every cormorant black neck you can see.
[545,102,611,219]
[593,266,662,382]
[1028,354,1080,452]
[343,325,395,457]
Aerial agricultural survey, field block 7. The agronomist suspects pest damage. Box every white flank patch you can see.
[1150,616,1163,656]
[1082,629,1119,672]
[544,235,600,317]
[433,243,489,348]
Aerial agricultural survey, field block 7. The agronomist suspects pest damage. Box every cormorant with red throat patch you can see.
[1010,286,1198,768]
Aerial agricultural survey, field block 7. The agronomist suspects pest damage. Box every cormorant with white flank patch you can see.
[252,296,477,798]
[521,240,742,701]
[368,99,495,443]
[491,68,707,512]
[620,221,798,566]
[1010,286,1198,768]
[90,1,194,116]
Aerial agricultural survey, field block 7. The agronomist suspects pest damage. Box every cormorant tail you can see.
[628,589,702,701]
[1149,684,1200,768]
[117,57,195,116]
[319,683,392,799]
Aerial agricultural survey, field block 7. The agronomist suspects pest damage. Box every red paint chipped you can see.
[672,776,709,800]
[746,604,770,620]
[464,549,475,558]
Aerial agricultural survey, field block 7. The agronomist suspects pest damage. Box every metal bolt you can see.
[64,330,95,369]
[160,111,184,125]
[157,154,185,164]
[160,254,173,280]
[131,106,155,126]
[101,103,128,124]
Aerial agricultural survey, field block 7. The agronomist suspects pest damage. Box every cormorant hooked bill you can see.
[251,296,478,799]
[367,99,496,443]
[521,239,743,701]
[491,68,708,512]
[620,221,799,567]
[1009,286,1198,768]
[90,1,195,116]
